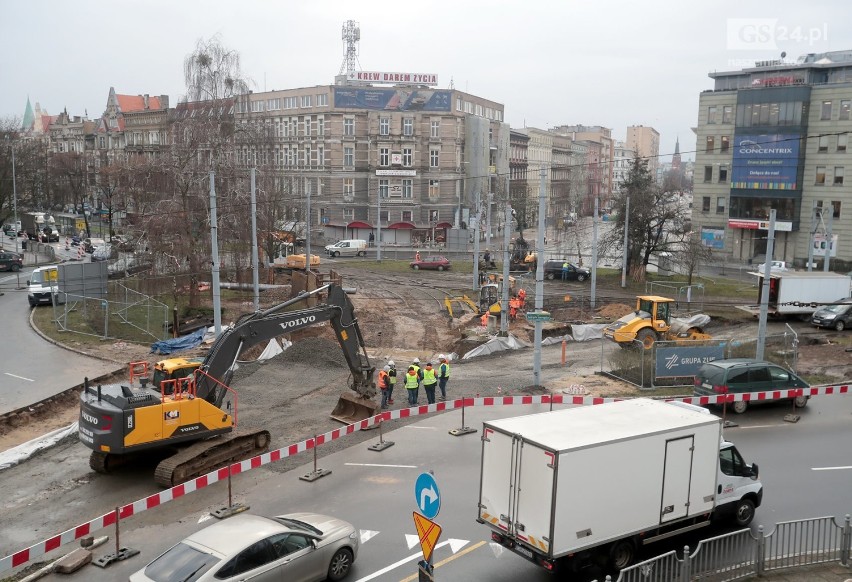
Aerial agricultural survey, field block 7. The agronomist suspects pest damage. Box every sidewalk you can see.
[755,561,850,580]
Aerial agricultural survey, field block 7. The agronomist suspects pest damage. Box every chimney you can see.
[143,94,149,109]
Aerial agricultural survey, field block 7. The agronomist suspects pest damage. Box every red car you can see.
[410,255,451,271]
[0,251,23,272]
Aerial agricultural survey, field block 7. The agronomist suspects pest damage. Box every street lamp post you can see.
[6,136,19,254]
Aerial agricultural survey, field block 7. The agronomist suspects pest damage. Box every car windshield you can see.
[143,542,218,582]
[271,516,322,535]
[30,272,44,285]
[823,303,852,314]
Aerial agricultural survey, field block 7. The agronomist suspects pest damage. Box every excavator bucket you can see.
[330,392,379,425]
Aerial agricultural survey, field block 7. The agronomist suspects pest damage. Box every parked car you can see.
[756,260,790,272]
[3,223,22,237]
[83,237,105,253]
[543,259,590,281]
[0,250,23,272]
[91,243,114,262]
[324,239,367,257]
[410,255,451,271]
[693,358,809,414]
[129,512,358,582]
[811,298,852,331]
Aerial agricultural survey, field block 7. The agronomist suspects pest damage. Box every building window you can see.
[403,118,413,136]
[316,94,328,107]
[821,100,832,120]
[720,136,730,153]
[380,148,390,166]
[250,100,264,112]
[318,147,324,167]
[379,179,389,198]
[430,148,440,168]
[304,117,311,136]
[301,95,312,108]
[816,166,826,185]
[839,133,848,152]
[317,118,324,136]
[704,166,713,182]
[380,117,390,135]
[343,207,354,221]
[431,120,440,138]
[840,100,851,121]
[401,210,413,222]
[707,106,718,124]
[716,197,726,214]
[344,118,354,136]
[344,147,354,167]
[403,147,413,167]
[834,166,844,186]
[343,178,355,202]
[722,105,733,124]
[702,197,711,212]
[705,136,715,153]
[304,145,311,166]
[379,209,389,222]
[719,164,729,182]
[819,135,829,152]
[402,179,413,199]
[456,98,462,111]
[832,200,842,218]
[428,180,440,202]
[99,137,105,148]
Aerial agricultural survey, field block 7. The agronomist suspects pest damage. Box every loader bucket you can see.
[330,392,379,425]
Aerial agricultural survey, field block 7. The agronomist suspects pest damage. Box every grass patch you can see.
[347,259,474,275]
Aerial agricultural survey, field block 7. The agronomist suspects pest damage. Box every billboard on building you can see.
[700,227,725,249]
[812,233,839,257]
[731,133,800,190]
[333,88,451,111]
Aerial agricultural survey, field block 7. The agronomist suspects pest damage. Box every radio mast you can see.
[339,20,362,76]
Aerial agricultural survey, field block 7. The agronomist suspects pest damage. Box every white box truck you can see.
[746,271,852,316]
[477,399,763,574]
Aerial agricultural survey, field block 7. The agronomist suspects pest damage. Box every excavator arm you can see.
[196,284,376,409]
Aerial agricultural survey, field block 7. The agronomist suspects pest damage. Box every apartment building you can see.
[626,125,661,178]
[550,124,613,202]
[692,50,852,266]
[233,83,508,245]
[613,140,637,193]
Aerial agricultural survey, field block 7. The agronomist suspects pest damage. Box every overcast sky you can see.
[2,0,849,163]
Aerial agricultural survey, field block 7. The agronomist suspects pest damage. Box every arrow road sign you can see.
[414,472,441,519]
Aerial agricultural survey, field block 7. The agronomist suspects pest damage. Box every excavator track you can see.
[153,427,271,488]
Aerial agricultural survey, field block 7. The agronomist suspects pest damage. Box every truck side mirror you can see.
[749,463,759,479]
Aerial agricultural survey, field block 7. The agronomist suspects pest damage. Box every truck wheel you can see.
[636,328,657,350]
[835,320,846,331]
[545,272,555,280]
[732,400,748,414]
[608,539,635,570]
[734,498,755,527]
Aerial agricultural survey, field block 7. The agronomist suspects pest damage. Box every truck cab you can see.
[715,440,763,525]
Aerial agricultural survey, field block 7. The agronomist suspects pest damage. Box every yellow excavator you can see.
[603,295,712,350]
[79,284,377,487]
[444,274,516,317]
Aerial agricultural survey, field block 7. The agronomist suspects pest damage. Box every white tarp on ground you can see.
[237,338,292,363]
[462,334,530,360]
[542,323,608,344]
[0,422,78,471]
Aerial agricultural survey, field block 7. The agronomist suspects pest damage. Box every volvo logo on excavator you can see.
[82,411,99,425]
[280,315,316,330]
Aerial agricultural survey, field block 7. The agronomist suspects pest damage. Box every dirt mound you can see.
[278,336,348,368]
[596,303,633,320]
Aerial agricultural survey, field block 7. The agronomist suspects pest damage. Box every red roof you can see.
[388,222,416,230]
[435,222,453,229]
[347,221,372,229]
[116,94,163,112]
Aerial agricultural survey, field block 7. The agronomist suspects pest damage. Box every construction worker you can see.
[422,362,438,404]
[438,354,450,401]
[517,287,527,308]
[404,365,420,405]
[509,296,521,321]
[415,250,421,262]
[480,312,489,327]
[386,360,397,405]
[411,357,423,385]
[562,261,570,281]
[378,365,390,409]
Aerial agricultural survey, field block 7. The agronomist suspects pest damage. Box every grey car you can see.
[129,512,358,582]
[811,299,852,331]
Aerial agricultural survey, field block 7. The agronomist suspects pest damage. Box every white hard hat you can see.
[387,360,395,367]
[383,365,391,372]
[438,353,446,360]
[413,357,420,364]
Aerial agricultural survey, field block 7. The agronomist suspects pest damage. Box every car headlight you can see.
[349,531,358,542]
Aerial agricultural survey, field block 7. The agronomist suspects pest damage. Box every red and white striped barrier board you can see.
[2,382,848,573]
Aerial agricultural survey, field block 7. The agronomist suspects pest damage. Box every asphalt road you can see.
[0,263,117,415]
[23,394,852,582]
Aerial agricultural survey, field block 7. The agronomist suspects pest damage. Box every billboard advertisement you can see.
[731,133,800,190]
[700,227,725,249]
[333,88,452,111]
[655,345,725,378]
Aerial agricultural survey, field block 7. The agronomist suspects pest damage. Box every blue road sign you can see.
[415,472,441,519]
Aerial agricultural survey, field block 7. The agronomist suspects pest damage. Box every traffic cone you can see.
[65,237,70,251]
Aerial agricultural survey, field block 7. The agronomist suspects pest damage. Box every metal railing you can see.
[594,514,851,581]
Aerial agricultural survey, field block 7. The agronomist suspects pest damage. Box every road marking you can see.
[4,373,34,382]
[353,539,469,582]
[344,463,418,468]
[812,466,852,471]
[403,426,438,430]
[398,540,486,582]
[736,424,783,429]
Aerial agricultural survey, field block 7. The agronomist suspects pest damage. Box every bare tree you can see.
[50,152,93,237]
[601,158,691,282]
[674,233,715,286]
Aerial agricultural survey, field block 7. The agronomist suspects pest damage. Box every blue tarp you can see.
[150,328,206,355]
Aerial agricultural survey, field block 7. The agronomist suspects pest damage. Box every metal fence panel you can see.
[688,529,759,581]
[616,549,683,582]
[763,516,845,572]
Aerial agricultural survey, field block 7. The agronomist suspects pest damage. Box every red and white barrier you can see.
[1,382,849,573]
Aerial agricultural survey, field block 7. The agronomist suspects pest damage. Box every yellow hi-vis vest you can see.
[422,367,437,385]
[405,372,419,389]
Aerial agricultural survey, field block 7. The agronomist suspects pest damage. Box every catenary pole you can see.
[210,171,222,335]
[756,210,776,361]
[533,166,546,387]
[621,196,630,288]
[500,200,511,335]
[591,197,599,309]
[250,167,260,311]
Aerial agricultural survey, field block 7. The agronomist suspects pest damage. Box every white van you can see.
[27,265,65,307]
[324,239,367,257]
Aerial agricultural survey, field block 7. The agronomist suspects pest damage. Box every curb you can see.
[28,308,126,366]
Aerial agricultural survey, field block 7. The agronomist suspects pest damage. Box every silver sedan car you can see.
[129,512,358,582]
